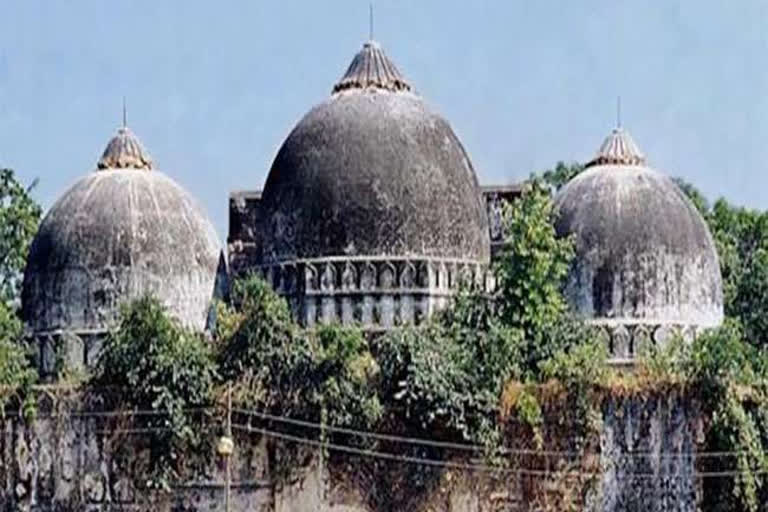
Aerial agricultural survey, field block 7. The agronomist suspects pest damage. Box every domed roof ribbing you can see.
[259,40,490,263]
[22,126,221,333]
[554,127,723,327]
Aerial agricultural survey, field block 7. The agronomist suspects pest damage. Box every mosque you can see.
[20,38,724,375]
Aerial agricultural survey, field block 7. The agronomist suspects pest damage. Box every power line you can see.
[232,423,768,480]
[233,422,527,475]
[234,407,488,453]
[233,406,767,460]
[33,407,212,419]
[24,404,768,463]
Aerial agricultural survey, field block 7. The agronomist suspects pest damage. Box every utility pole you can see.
[226,385,232,512]
[217,384,234,512]
[318,403,328,512]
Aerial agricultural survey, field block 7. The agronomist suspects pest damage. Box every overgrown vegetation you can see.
[92,297,218,491]
[634,320,768,512]
[0,169,40,417]
[373,179,597,455]
[0,301,35,417]
[217,276,382,432]
[0,168,42,304]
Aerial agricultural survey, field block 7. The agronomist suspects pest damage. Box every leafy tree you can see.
[217,274,381,431]
[675,178,768,349]
[0,169,40,414]
[93,296,218,490]
[0,301,35,415]
[0,169,42,304]
[375,301,522,448]
[310,324,382,430]
[216,275,299,385]
[672,177,710,214]
[708,200,768,348]
[537,161,584,191]
[375,178,594,449]
[635,318,768,512]
[494,179,582,375]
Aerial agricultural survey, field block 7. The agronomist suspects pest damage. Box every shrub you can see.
[93,296,217,490]
[217,274,381,429]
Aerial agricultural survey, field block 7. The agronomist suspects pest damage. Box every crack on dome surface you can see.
[585,127,646,168]
[332,40,412,94]
[97,127,153,170]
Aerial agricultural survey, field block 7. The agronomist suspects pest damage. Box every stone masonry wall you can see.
[0,391,701,511]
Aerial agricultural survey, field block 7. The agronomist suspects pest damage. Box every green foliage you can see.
[375,320,514,449]
[686,321,762,394]
[0,169,39,417]
[375,181,593,454]
[494,179,573,332]
[216,276,299,387]
[93,296,217,491]
[539,337,609,390]
[638,321,768,512]
[635,333,693,386]
[0,301,35,417]
[706,391,768,512]
[536,161,584,191]
[675,179,768,350]
[216,275,383,481]
[494,179,581,377]
[310,324,382,429]
[706,199,768,349]
[693,325,768,512]
[539,337,608,450]
[673,177,710,214]
[217,274,381,430]
[513,386,543,430]
[0,169,42,304]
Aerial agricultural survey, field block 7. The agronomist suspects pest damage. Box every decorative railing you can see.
[244,256,492,329]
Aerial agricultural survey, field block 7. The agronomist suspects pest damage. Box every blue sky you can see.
[1,1,766,240]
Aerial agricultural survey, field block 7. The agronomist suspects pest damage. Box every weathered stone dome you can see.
[554,128,723,329]
[259,41,490,264]
[22,126,221,334]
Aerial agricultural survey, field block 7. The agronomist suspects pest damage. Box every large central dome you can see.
[259,41,490,264]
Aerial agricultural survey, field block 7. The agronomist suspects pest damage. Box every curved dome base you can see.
[555,164,723,334]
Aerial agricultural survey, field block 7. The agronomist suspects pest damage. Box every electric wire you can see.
[231,422,768,480]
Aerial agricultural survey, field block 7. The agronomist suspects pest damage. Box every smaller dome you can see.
[22,126,221,334]
[554,127,723,329]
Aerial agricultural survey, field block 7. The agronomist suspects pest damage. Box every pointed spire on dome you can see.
[332,40,412,94]
[97,125,153,171]
[585,127,647,168]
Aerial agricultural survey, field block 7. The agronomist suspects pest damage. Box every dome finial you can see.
[586,124,646,168]
[97,123,153,171]
[616,96,622,129]
[332,39,412,94]
[122,96,127,128]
